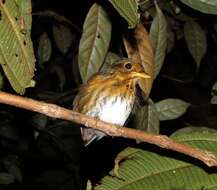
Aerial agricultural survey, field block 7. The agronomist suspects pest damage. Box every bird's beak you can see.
[131,71,151,79]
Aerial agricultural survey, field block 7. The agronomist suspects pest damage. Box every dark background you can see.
[0,0,217,190]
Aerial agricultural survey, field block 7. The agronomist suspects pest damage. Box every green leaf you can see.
[179,0,217,15]
[108,0,139,28]
[0,0,35,94]
[171,126,217,137]
[37,32,52,65]
[184,21,207,71]
[155,98,190,121]
[53,24,73,54]
[78,3,111,82]
[134,99,159,134]
[95,132,217,190]
[16,0,32,32]
[149,2,167,79]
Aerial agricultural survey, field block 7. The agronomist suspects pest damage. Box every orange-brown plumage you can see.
[73,58,150,145]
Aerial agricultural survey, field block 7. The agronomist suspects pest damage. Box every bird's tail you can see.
[81,127,105,146]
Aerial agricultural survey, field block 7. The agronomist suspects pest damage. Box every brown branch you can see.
[0,91,216,167]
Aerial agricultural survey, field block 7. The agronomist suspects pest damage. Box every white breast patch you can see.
[86,96,133,126]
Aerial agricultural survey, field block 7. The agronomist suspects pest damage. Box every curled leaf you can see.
[149,2,167,78]
[155,98,190,121]
[113,155,125,177]
[184,20,207,71]
[78,3,111,82]
[123,23,154,97]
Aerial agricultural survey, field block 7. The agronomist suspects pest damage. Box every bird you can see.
[73,58,150,145]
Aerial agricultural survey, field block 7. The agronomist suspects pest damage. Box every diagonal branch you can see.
[0,91,216,167]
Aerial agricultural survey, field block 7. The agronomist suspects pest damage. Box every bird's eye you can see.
[124,62,132,70]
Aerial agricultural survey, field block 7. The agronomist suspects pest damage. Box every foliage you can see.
[0,0,216,190]
[0,0,35,94]
[96,129,217,190]
[78,3,112,82]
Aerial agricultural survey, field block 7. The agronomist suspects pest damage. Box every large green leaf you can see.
[179,0,217,15]
[149,2,167,79]
[133,99,159,134]
[155,98,190,121]
[0,0,35,94]
[95,131,217,190]
[184,21,207,71]
[78,3,111,82]
[108,0,139,28]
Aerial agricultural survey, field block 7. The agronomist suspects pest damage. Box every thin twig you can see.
[0,91,216,167]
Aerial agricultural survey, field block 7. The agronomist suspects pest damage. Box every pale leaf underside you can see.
[149,2,167,79]
[0,0,35,94]
[78,3,111,82]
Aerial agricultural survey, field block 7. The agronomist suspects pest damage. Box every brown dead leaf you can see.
[123,23,154,97]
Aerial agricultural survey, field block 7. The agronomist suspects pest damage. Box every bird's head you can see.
[109,58,150,82]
